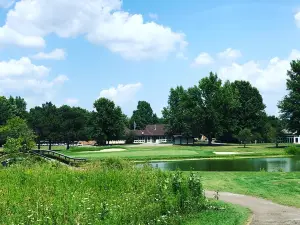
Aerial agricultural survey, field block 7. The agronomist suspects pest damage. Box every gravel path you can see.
[205,191,300,225]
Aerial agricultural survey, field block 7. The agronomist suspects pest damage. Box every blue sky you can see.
[1,0,300,116]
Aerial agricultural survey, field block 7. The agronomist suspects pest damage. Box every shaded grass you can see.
[198,171,300,208]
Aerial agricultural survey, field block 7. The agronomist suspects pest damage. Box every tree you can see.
[231,81,266,133]
[8,96,28,119]
[92,98,125,145]
[130,101,158,130]
[265,116,284,147]
[162,86,191,137]
[0,96,14,126]
[0,117,35,152]
[58,106,90,150]
[28,102,59,150]
[279,60,300,135]
[184,73,239,145]
[237,128,252,148]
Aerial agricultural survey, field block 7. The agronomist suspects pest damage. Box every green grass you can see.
[199,171,300,208]
[0,159,251,224]
[59,144,288,161]
[183,202,250,225]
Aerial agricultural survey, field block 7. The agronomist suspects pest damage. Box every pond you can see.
[141,157,300,172]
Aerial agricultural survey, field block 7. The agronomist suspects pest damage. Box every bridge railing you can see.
[30,150,87,164]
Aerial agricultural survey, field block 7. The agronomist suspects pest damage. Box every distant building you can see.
[280,129,300,144]
[173,135,195,145]
[132,124,171,144]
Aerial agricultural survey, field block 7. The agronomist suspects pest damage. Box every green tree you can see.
[264,116,284,147]
[0,117,35,152]
[58,106,90,150]
[279,60,300,135]
[130,101,157,129]
[8,96,28,119]
[28,102,59,150]
[185,73,239,145]
[162,86,191,137]
[0,96,14,126]
[231,81,266,132]
[92,98,125,145]
[237,128,252,148]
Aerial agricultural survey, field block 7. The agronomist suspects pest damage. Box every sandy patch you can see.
[214,152,253,155]
[83,148,126,153]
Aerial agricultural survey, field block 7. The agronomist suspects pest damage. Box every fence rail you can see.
[30,150,87,164]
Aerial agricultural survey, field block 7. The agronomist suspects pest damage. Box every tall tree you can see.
[0,96,14,126]
[185,73,239,144]
[28,102,59,150]
[231,80,266,132]
[279,60,300,134]
[8,96,27,119]
[92,98,125,145]
[58,106,90,150]
[130,101,158,129]
[162,86,191,136]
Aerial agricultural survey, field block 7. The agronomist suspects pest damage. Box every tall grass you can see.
[0,158,208,224]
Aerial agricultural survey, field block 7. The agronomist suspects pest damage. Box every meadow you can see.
[0,158,250,225]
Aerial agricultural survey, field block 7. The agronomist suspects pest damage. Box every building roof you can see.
[133,124,167,136]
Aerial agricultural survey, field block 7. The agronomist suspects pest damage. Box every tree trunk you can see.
[38,139,41,150]
[49,140,52,151]
[66,141,70,150]
[244,142,246,148]
[208,135,212,145]
[276,139,279,148]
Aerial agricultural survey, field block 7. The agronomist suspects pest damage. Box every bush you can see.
[3,137,22,153]
[285,145,300,155]
[125,130,135,144]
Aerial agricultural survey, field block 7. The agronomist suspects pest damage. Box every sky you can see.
[1,0,300,117]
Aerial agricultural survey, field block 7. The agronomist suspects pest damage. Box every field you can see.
[58,144,288,161]
[199,171,300,208]
[0,159,250,225]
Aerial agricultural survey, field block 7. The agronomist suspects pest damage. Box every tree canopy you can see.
[130,101,158,130]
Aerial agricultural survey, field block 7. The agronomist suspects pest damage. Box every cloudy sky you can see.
[1,0,300,116]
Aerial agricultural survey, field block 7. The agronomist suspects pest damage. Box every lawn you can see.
[0,159,250,225]
[59,144,288,161]
[199,171,300,208]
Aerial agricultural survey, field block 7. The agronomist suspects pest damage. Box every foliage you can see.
[125,130,136,144]
[279,60,300,134]
[0,96,15,126]
[92,98,125,145]
[8,96,28,119]
[130,101,158,130]
[0,117,36,152]
[237,128,252,147]
[3,137,22,153]
[0,160,211,224]
[284,145,300,155]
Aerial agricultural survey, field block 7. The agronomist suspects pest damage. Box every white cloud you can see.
[0,57,68,106]
[295,11,300,28]
[149,13,158,20]
[32,49,66,60]
[191,52,214,66]
[218,49,300,115]
[218,48,242,60]
[176,52,188,60]
[99,83,142,106]
[1,0,186,60]
[0,0,14,8]
[65,98,79,106]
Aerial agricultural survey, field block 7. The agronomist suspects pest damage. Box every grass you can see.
[57,144,289,161]
[0,158,250,225]
[182,202,250,225]
[199,171,300,208]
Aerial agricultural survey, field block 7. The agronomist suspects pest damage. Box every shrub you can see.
[285,145,300,155]
[3,137,22,153]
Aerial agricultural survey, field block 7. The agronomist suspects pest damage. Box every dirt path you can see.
[205,191,300,225]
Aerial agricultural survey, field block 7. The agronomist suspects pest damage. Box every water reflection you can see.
[142,157,300,172]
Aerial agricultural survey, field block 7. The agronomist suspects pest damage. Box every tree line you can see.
[1,59,300,151]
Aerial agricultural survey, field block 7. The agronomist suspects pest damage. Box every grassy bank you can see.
[0,159,250,225]
[59,144,288,161]
[199,172,300,208]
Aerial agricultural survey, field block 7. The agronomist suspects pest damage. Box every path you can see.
[205,191,300,225]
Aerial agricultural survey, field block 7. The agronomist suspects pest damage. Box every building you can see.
[173,135,195,145]
[279,129,300,144]
[132,124,171,144]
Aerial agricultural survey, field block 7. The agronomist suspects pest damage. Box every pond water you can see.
[141,157,300,172]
